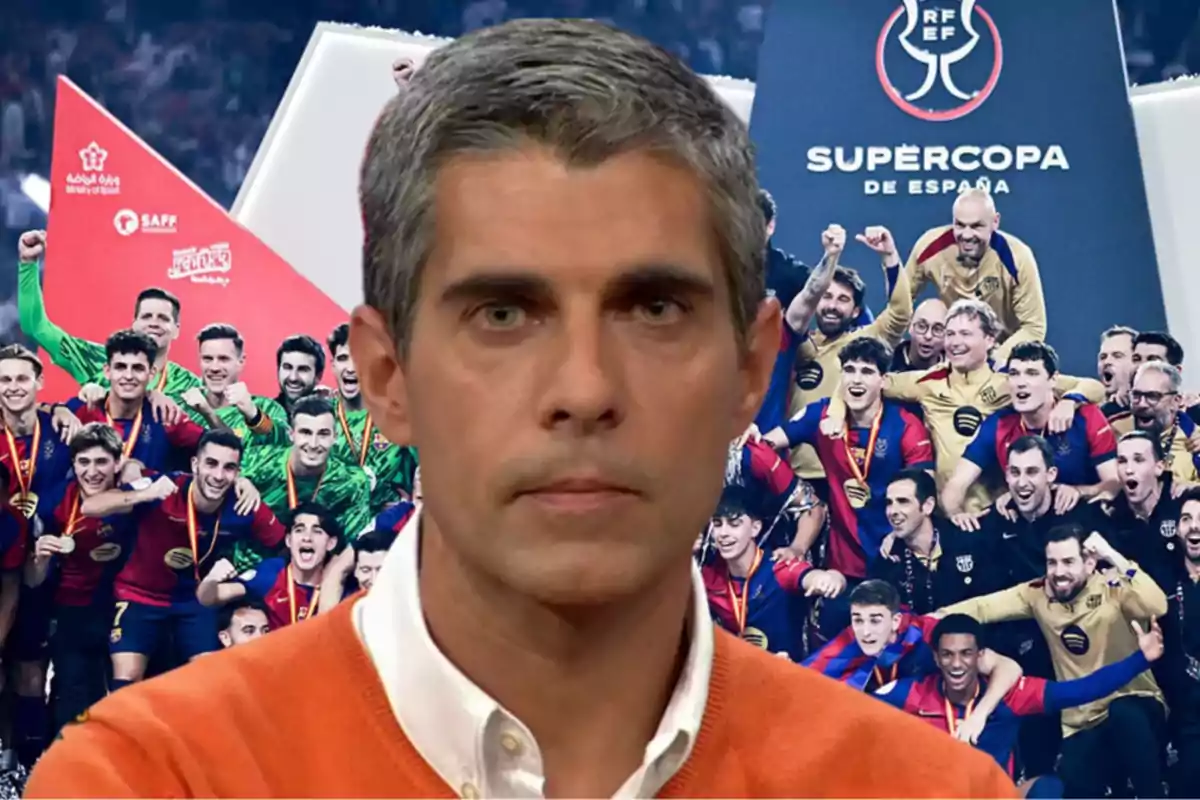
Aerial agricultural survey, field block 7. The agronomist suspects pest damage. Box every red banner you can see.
[42,76,347,399]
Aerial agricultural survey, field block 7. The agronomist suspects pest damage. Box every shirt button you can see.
[500,731,523,756]
[461,783,480,799]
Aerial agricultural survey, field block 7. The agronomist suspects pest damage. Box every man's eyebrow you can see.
[438,264,716,305]
[438,273,552,306]
[606,264,716,299]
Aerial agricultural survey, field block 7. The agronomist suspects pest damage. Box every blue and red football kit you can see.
[725,439,806,550]
[963,403,1116,486]
[0,409,73,504]
[804,612,938,692]
[111,474,285,660]
[373,500,417,535]
[237,557,320,630]
[876,651,1152,776]
[781,398,934,578]
[756,324,806,434]
[702,551,814,661]
[69,397,206,473]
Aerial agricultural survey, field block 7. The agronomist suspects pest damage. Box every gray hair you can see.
[1134,360,1182,393]
[946,298,1003,340]
[359,18,764,352]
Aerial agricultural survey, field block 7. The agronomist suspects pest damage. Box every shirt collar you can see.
[354,509,713,798]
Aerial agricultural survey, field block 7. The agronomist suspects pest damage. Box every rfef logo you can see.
[876,0,1003,122]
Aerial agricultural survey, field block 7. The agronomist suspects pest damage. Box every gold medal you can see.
[741,626,769,650]
[843,479,870,509]
[11,491,37,519]
[59,536,76,555]
[4,416,40,519]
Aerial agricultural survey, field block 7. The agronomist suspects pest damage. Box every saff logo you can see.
[876,0,1003,122]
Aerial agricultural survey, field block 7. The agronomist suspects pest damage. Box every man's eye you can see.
[476,304,527,330]
[633,298,686,324]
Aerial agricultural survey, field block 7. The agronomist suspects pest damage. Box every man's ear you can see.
[349,306,412,447]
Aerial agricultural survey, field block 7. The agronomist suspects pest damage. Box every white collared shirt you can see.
[354,510,713,799]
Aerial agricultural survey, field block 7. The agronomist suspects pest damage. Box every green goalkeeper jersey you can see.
[232,445,372,570]
[184,395,291,446]
[331,396,418,512]
[17,259,202,397]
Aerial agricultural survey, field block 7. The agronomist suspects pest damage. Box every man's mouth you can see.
[1185,532,1200,549]
[297,545,316,559]
[946,669,968,682]
[1124,477,1141,494]
[1053,576,1073,588]
[847,386,867,399]
[1014,390,1032,403]
[204,479,227,495]
[948,347,970,358]
[515,475,640,512]
[81,473,106,488]
[1013,485,1035,501]
[1101,366,1115,383]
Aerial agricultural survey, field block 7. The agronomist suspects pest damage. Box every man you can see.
[80,429,283,687]
[939,525,1169,799]
[216,599,271,648]
[30,19,1014,798]
[1109,362,1200,485]
[26,424,130,738]
[1160,487,1200,798]
[870,470,1002,615]
[274,335,324,415]
[181,324,290,444]
[237,396,373,568]
[197,503,339,629]
[877,613,1163,786]
[904,189,1046,363]
[1097,325,1138,414]
[823,300,1104,514]
[765,337,934,583]
[17,230,201,397]
[69,330,209,473]
[1133,330,1185,370]
[702,487,845,661]
[722,432,823,558]
[316,527,395,614]
[892,298,947,373]
[943,341,1118,522]
[327,323,417,509]
[0,345,76,515]
[786,225,914,485]
[0,463,30,766]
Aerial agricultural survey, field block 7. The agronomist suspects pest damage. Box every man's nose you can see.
[540,312,623,435]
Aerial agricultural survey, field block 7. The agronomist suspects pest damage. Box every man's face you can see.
[885,479,932,541]
[908,301,946,363]
[1117,437,1164,505]
[355,550,387,591]
[951,196,998,266]
[1130,369,1177,430]
[190,443,241,502]
[1098,333,1135,395]
[710,512,760,562]
[841,359,884,415]
[73,446,117,497]
[935,632,980,696]
[1045,538,1092,602]
[1133,341,1171,368]
[278,352,318,401]
[1007,358,1054,415]
[291,412,335,470]
[815,280,859,337]
[1005,448,1056,516]
[199,338,244,393]
[219,608,270,647]
[0,359,41,413]
[943,313,993,371]
[132,298,179,350]
[331,344,360,401]
[850,603,900,657]
[1179,499,1200,564]
[104,353,152,403]
[286,512,335,571]
[350,146,774,605]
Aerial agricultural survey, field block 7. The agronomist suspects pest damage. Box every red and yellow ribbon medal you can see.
[153,364,168,393]
[285,458,325,509]
[727,548,764,642]
[336,401,373,468]
[4,416,40,519]
[872,664,898,690]
[841,409,882,510]
[105,398,144,460]
[59,490,82,555]
[944,684,981,737]
[286,567,322,625]
[185,484,221,579]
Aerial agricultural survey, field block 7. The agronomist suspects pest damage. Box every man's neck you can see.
[154,351,170,375]
[341,393,363,412]
[954,359,987,377]
[906,519,937,556]
[419,518,693,798]
[1186,558,1200,583]
[107,393,142,419]
[1020,490,1054,522]
[205,388,229,409]
[727,545,760,578]
[288,449,326,479]
[1020,402,1054,432]
[289,560,323,587]
[848,398,882,428]
[188,481,222,514]
[943,676,981,707]
[1131,481,1164,520]
[2,406,37,436]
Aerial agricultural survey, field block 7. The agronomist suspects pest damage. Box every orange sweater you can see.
[28,599,1016,798]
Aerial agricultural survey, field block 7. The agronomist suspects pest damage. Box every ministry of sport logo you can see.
[876,0,1003,122]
